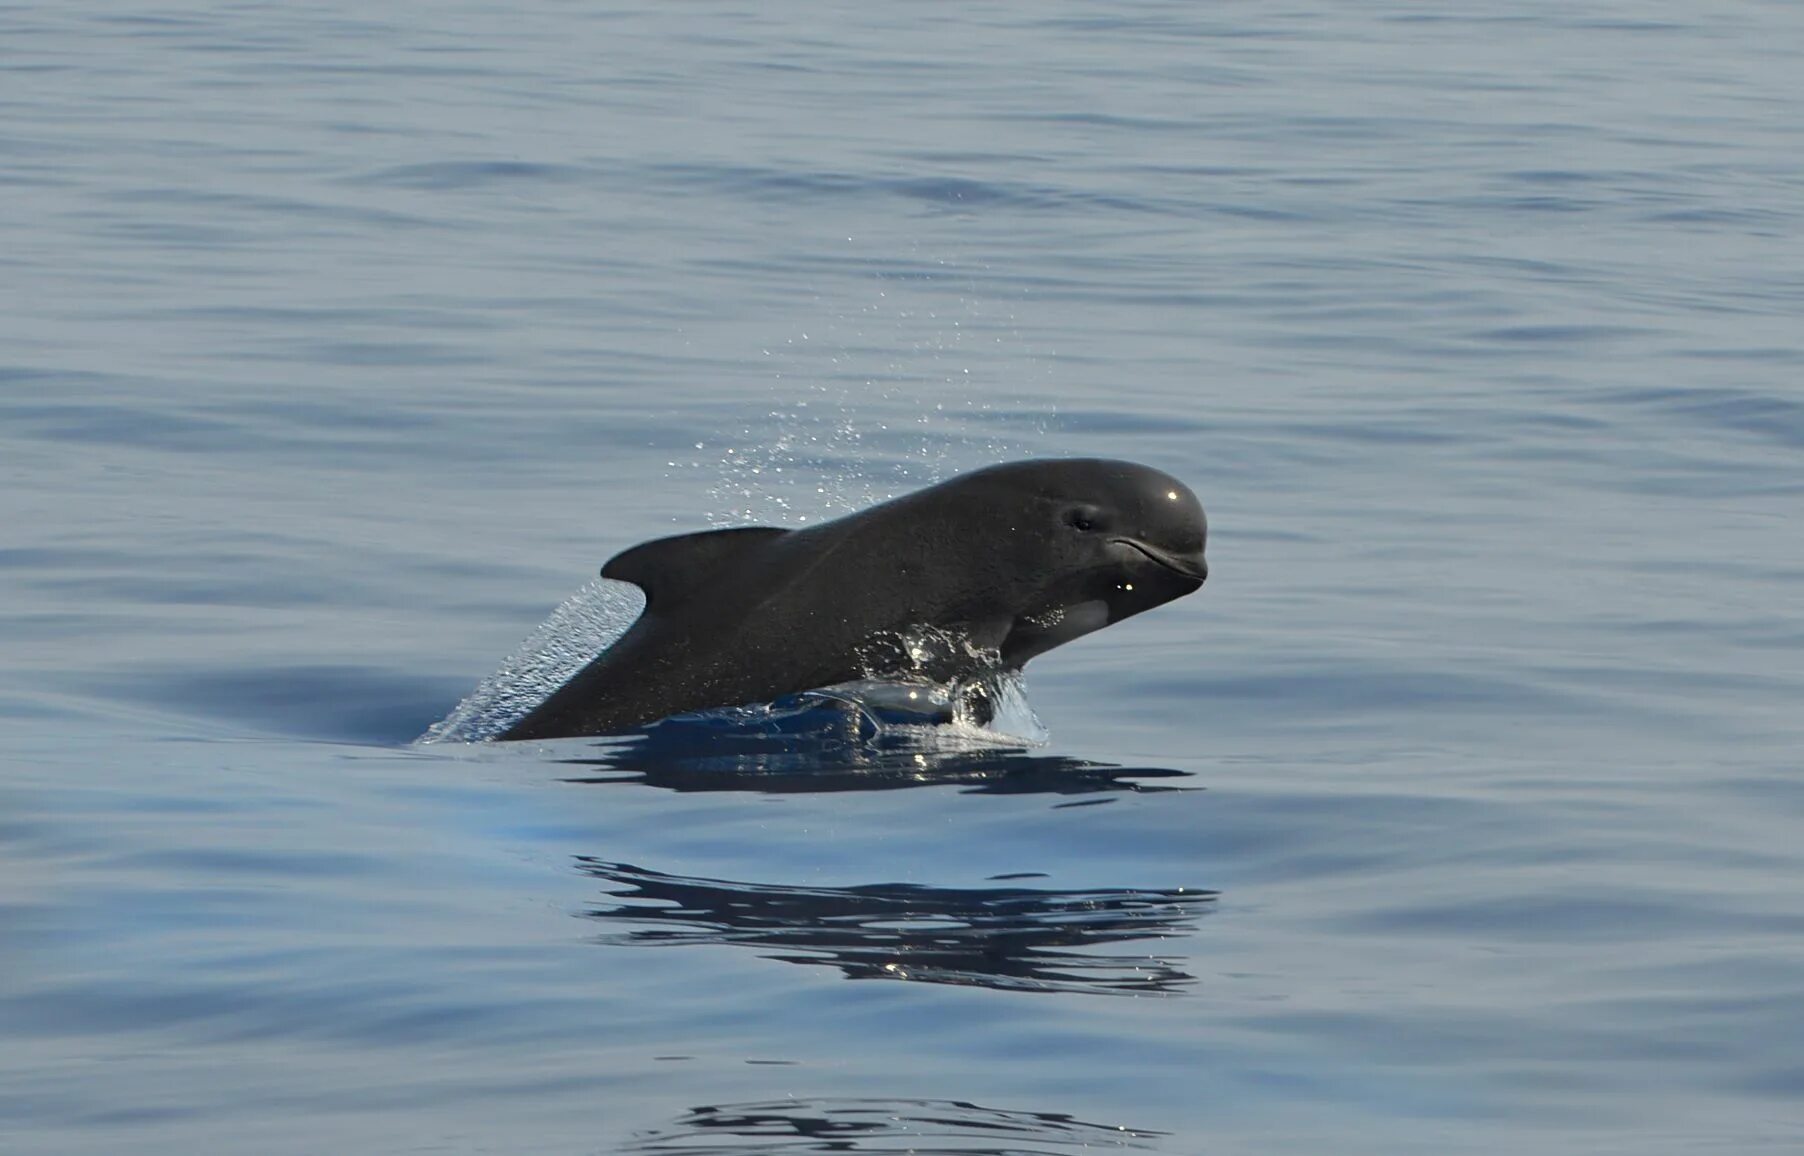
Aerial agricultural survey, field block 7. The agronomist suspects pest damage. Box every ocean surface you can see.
[5,3,1803,1153]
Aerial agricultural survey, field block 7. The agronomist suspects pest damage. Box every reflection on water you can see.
[623,1097,1167,1154]
[579,860,1215,996]
[553,697,1194,797]
[562,745,1191,797]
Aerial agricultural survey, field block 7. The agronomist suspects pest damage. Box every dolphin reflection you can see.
[622,1097,1167,1154]
[553,691,1196,797]
[578,859,1216,996]
[561,747,1192,797]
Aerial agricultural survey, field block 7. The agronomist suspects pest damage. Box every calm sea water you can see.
[5,3,1803,1153]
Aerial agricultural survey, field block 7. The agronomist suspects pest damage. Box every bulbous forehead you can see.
[969,458,1203,523]
[967,457,1184,494]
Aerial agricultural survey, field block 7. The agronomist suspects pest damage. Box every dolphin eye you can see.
[1063,507,1101,533]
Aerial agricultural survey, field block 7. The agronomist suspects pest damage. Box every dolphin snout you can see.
[1171,552,1208,584]
[1115,538,1208,583]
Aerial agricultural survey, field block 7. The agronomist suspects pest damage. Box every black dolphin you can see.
[500,458,1207,740]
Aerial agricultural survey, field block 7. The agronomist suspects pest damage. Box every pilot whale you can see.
[500,458,1208,740]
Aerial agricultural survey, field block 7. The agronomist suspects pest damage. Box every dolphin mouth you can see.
[1113,537,1208,583]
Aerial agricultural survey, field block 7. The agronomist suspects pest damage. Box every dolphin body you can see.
[500,458,1208,740]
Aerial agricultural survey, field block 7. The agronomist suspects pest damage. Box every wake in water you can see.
[419,578,644,743]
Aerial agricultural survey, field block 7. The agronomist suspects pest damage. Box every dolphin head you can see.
[951,459,1207,667]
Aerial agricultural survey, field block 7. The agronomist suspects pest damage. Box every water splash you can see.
[699,388,1031,528]
[840,624,1050,747]
[670,273,1048,528]
[791,669,1048,749]
[418,578,645,744]
[976,671,1047,745]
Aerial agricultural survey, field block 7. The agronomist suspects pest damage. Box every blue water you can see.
[5,3,1804,1152]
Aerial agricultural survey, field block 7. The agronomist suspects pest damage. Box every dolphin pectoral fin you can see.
[602,526,790,612]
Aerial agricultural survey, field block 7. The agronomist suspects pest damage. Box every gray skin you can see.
[500,458,1208,740]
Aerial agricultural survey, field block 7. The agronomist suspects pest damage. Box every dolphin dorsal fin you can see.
[601,526,789,612]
